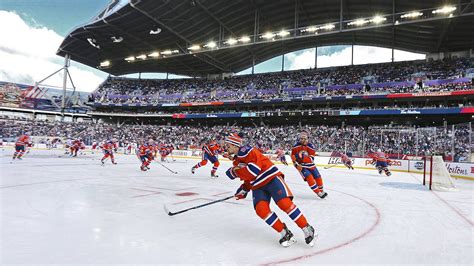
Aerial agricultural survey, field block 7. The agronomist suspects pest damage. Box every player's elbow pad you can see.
[226,168,237,180]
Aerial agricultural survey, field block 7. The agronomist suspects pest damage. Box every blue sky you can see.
[0,0,425,92]
[0,0,111,36]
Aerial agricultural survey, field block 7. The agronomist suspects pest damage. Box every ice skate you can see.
[302,224,317,247]
[279,225,296,247]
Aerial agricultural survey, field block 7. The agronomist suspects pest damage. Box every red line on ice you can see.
[431,191,473,226]
[263,188,381,265]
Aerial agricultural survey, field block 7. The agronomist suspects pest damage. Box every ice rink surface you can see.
[1,149,473,265]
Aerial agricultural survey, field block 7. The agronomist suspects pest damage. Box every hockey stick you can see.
[155,160,178,174]
[164,195,234,216]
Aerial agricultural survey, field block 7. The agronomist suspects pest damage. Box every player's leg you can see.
[210,156,219,177]
[110,153,117,164]
[253,187,295,247]
[270,176,317,246]
[192,153,208,173]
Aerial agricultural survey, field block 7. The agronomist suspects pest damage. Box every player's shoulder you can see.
[307,143,316,149]
[237,145,253,157]
[292,142,301,148]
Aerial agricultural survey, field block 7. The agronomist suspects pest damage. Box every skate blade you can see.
[307,233,319,247]
[280,238,296,247]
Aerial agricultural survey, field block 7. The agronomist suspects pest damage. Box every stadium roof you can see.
[57,0,474,77]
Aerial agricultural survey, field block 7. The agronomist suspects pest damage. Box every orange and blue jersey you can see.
[203,141,220,156]
[291,142,321,180]
[291,142,317,169]
[371,151,389,168]
[226,145,283,190]
[15,135,30,147]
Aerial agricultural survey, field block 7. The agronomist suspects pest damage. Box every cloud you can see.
[285,45,425,70]
[0,10,105,92]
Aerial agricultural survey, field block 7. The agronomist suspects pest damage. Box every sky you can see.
[0,0,425,92]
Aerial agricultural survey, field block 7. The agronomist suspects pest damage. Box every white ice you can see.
[1,148,473,265]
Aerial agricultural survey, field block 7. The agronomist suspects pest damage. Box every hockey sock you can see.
[277,198,308,229]
[255,201,285,232]
[195,160,207,168]
[306,175,324,193]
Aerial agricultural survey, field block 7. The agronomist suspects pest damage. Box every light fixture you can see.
[302,26,317,32]
[432,6,456,14]
[226,38,238,45]
[124,56,135,61]
[136,54,147,60]
[277,30,290,37]
[171,50,179,54]
[161,50,173,55]
[371,15,387,24]
[400,11,423,19]
[239,36,251,43]
[261,32,275,39]
[99,60,110,67]
[205,41,217,48]
[148,52,160,57]
[320,24,335,30]
[149,28,162,34]
[87,38,100,49]
[110,36,123,43]
[348,19,369,26]
[188,45,201,51]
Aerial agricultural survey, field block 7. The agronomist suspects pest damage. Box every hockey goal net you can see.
[423,156,456,191]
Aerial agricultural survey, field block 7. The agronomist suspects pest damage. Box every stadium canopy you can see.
[57,0,474,77]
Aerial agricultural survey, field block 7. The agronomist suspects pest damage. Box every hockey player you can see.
[370,149,391,176]
[70,138,84,157]
[340,152,354,170]
[12,134,31,160]
[291,132,328,199]
[275,148,288,166]
[224,133,316,247]
[101,139,117,165]
[137,140,153,171]
[191,139,221,178]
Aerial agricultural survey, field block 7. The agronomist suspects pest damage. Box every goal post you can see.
[423,156,457,191]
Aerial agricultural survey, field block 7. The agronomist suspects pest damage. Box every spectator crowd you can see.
[1,119,471,162]
[90,58,472,105]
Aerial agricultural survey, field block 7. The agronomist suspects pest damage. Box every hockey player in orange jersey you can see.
[192,139,221,178]
[12,134,31,160]
[291,132,328,198]
[224,133,316,247]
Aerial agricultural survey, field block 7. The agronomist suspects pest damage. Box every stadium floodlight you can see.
[347,19,369,26]
[87,38,100,49]
[136,54,147,60]
[239,36,251,43]
[172,50,179,54]
[161,50,173,55]
[148,52,160,57]
[277,30,290,37]
[226,38,238,45]
[320,24,335,30]
[188,45,201,51]
[371,15,387,24]
[400,11,423,19]
[302,26,318,33]
[205,41,217,48]
[99,60,110,67]
[432,6,456,14]
[150,28,161,35]
[110,36,123,43]
[261,32,275,39]
[124,56,135,61]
